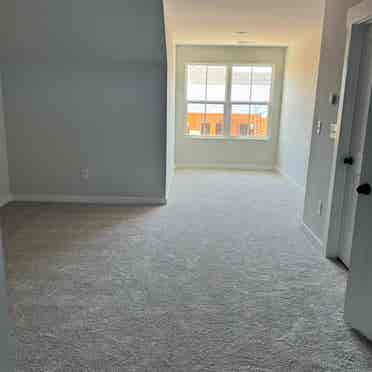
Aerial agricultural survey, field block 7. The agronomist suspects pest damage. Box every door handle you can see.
[357,183,371,195]
[344,156,354,165]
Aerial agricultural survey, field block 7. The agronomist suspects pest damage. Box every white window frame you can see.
[184,63,275,141]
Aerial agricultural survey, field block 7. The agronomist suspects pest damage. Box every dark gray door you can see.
[344,26,372,342]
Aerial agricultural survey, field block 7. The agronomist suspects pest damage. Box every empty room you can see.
[1,0,372,371]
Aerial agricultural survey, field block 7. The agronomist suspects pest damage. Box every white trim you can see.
[176,43,290,48]
[13,194,166,205]
[166,167,175,202]
[184,135,269,141]
[0,194,13,208]
[165,185,172,202]
[275,166,306,195]
[325,2,371,259]
[301,222,323,251]
[175,163,274,171]
[348,0,372,27]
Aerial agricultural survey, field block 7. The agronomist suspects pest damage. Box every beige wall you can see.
[278,32,323,190]
[303,0,362,241]
[175,45,286,170]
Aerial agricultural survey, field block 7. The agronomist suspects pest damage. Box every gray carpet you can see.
[3,170,372,372]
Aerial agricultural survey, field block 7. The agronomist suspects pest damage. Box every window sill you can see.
[184,135,270,142]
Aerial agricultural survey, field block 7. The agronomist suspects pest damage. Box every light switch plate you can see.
[316,121,322,135]
[317,200,323,216]
[330,123,337,140]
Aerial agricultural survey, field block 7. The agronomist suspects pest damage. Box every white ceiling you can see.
[164,0,324,46]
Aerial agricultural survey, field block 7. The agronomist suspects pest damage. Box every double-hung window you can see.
[186,64,273,139]
[186,65,227,137]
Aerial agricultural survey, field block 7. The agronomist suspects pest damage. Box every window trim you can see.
[184,62,275,141]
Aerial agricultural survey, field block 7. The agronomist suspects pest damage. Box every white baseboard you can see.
[0,193,14,208]
[166,168,175,202]
[176,163,274,171]
[275,166,306,195]
[301,222,323,251]
[13,194,166,205]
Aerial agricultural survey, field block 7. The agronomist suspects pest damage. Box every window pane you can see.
[231,66,252,102]
[231,66,273,103]
[206,104,224,136]
[230,104,269,138]
[187,103,205,136]
[206,66,226,101]
[187,65,207,101]
[186,103,224,137]
[251,66,272,102]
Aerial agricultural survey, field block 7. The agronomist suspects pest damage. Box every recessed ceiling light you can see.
[237,40,256,45]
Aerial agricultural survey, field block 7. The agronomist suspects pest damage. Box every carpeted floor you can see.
[3,170,372,372]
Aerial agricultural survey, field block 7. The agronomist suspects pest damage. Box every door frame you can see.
[325,0,372,259]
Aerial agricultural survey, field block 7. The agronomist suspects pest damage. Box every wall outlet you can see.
[81,168,89,181]
[317,200,323,216]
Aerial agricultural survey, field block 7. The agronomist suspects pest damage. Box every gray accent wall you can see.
[0,77,10,206]
[303,0,362,241]
[0,0,167,201]
[0,78,13,371]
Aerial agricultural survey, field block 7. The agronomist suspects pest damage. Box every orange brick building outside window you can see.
[186,112,268,138]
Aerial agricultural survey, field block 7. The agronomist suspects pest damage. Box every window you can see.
[230,66,271,138]
[186,64,273,139]
[186,65,226,137]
